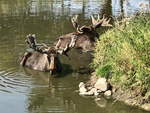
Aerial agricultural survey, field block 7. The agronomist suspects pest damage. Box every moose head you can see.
[55,14,112,56]
[20,34,62,74]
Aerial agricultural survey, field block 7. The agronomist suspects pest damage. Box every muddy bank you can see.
[78,72,150,111]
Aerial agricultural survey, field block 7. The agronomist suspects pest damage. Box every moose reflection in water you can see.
[54,14,112,56]
[20,34,62,74]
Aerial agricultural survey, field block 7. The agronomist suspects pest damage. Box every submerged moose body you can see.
[20,34,62,74]
[55,14,112,56]
[20,52,62,73]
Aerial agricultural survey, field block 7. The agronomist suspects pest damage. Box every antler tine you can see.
[75,15,78,21]
[91,15,94,25]
[71,15,85,34]
[98,14,100,21]
[72,15,78,22]
[71,15,79,30]
[102,14,106,19]
[91,14,105,26]
[101,18,112,27]
[100,14,106,22]
[107,18,111,23]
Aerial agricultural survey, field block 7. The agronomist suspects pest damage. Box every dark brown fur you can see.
[55,32,96,53]
[20,34,62,74]
[20,51,62,73]
[54,15,112,55]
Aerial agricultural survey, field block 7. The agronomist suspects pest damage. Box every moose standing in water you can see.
[20,14,112,74]
[54,14,112,56]
[20,34,62,74]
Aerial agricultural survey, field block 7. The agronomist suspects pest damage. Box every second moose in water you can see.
[20,34,62,74]
[54,14,112,56]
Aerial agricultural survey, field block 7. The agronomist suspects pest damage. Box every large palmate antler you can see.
[71,15,92,34]
[91,14,112,29]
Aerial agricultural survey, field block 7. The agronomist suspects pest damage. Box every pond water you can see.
[0,0,150,113]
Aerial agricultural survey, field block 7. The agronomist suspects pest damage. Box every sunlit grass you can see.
[92,14,150,95]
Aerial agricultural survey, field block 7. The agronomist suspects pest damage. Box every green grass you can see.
[92,14,150,95]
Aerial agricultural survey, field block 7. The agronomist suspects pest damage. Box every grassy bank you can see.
[92,14,150,99]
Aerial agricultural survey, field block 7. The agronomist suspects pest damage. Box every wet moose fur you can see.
[20,34,62,73]
[55,14,112,55]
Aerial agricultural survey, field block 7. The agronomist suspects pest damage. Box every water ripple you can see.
[0,69,31,94]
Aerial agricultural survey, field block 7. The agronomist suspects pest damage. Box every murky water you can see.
[0,0,150,113]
